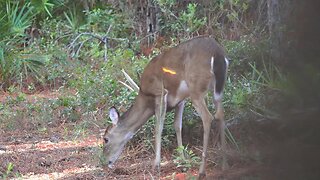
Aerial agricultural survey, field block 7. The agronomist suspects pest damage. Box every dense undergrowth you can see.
[1,0,315,177]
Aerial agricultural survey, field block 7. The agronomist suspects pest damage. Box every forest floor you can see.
[0,128,263,179]
[0,92,265,179]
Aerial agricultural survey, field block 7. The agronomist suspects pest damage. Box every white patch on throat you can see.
[168,80,189,107]
[177,80,188,93]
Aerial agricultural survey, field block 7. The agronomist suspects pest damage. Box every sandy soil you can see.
[0,92,262,179]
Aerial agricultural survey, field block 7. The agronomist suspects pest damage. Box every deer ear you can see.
[109,107,119,125]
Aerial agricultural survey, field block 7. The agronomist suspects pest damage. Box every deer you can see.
[103,36,229,178]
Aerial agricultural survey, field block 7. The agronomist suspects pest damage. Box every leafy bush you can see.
[0,1,56,90]
[157,1,206,38]
[173,145,200,172]
[86,7,133,37]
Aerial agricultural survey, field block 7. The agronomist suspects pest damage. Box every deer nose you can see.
[103,137,109,144]
[108,161,114,168]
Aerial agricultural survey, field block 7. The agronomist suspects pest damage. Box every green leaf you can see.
[6,2,34,36]
[31,0,54,17]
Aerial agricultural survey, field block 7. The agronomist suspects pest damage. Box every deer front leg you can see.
[191,97,213,178]
[174,100,185,158]
[153,91,168,171]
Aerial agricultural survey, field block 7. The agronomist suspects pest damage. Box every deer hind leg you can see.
[212,56,228,170]
[153,90,168,171]
[174,100,185,158]
[213,92,227,170]
[191,95,213,177]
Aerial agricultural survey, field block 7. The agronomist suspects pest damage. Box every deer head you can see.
[103,107,126,168]
[103,93,155,168]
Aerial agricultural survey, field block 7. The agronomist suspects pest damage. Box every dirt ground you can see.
[0,123,266,180]
[0,92,279,179]
[1,94,318,179]
[0,91,265,180]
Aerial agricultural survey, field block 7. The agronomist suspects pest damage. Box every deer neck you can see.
[118,92,155,133]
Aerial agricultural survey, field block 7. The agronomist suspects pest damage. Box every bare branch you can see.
[67,31,129,61]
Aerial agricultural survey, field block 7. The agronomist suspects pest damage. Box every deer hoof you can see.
[152,163,160,173]
[198,172,206,180]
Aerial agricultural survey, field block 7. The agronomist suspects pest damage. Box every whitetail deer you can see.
[103,36,229,178]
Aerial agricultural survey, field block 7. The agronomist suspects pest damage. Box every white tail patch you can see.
[210,57,214,74]
[225,57,229,67]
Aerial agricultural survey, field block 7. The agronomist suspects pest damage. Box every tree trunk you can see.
[267,0,282,63]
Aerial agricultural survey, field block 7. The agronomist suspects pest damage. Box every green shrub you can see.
[157,1,206,38]
[173,145,200,172]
